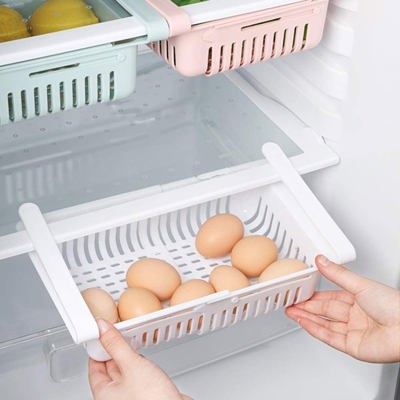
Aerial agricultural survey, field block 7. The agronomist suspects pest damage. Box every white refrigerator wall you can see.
[244,1,400,285]
[306,1,400,286]
[242,1,400,397]
[307,2,400,396]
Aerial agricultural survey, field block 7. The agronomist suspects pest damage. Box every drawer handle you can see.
[18,203,99,344]
[262,142,356,264]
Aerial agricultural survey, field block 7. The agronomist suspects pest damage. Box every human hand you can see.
[286,255,400,363]
[88,319,191,400]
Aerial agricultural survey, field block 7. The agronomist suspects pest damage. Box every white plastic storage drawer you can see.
[0,0,169,125]
[2,142,355,361]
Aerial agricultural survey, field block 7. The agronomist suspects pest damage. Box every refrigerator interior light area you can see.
[0,0,399,399]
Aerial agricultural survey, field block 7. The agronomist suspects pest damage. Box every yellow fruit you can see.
[0,6,30,42]
[29,0,99,36]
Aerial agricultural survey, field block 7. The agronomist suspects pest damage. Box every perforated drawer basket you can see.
[0,0,169,125]
[147,0,329,76]
[10,144,355,361]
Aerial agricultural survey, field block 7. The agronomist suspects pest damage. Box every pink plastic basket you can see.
[146,0,329,76]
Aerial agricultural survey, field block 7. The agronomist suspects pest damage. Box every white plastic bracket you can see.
[18,203,99,344]
[262,143,356,264]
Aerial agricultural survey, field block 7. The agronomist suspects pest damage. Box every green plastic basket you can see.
[0,0,169,125]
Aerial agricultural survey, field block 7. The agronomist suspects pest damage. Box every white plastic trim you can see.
[180,0,305,25]
[323,11,355,57]
[18,203,99,344]
[262,143,356,263]
[0,17,146,66]
[330,0,358,12]
[0,154,335,261]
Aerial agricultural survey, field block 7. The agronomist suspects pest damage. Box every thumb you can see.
[97,319,141,371]
[315,255,372,295]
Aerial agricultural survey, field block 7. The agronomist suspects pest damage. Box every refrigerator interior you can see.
[0,47,333,344]
[1,0,399,398]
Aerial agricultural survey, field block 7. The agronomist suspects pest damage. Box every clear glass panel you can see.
[0,51,301,235]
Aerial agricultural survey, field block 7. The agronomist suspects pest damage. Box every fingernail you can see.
[97,319,110,335]
[317,255,330,267]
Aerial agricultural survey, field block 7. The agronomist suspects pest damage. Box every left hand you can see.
[88,319,191,400]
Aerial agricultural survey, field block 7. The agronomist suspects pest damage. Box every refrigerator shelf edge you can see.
[0,125,339,260]
[177,0,306,26]
[0,0,169,66]
[0,18,146,67]
[116,0,308,27]
[0,56,340,253]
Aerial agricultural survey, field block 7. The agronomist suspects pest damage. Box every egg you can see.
[259,258,308,282]
[231,235,278,278]
[209,265,250,292]
[81,287,119,323]
[126,258,181,301]
[195,214,244,258]
[170,279,215,306]
[118,287,162,321]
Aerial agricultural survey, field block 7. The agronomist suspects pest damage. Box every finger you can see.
[316,255,373,295]
[286,306,348,334]
[105,359,122,382]
[97,319,142,372]
[294,299,351,322]
[181,395,193,400]
[310,290,354,305]
[88,358,111,393]
[296,315,347,354]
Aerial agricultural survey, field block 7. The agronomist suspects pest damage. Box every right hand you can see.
[286,255,400,363]
[88,319,191,400]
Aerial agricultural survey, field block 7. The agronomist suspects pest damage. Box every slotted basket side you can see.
[61,186,311,301]
[149,0,329,76]
[113,273,317,351]
[0,44,137,126]
[59,184,319,358]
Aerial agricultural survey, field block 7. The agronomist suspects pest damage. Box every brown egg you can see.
[126,258,181,301]
[170,279,215,306]
[209,265,250,292]
[118,287,162,321]
[81,287,119,323]
[259,259,308,282]
[231,235,278,278]
[195,214,244,258]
